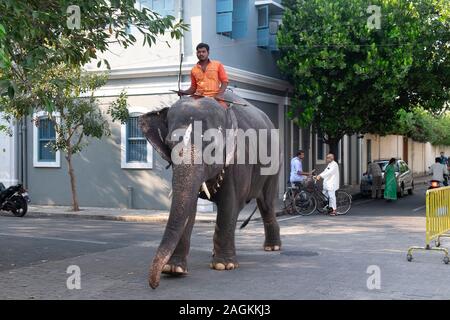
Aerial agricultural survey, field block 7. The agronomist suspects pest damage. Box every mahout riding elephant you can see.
[139,91,281,289]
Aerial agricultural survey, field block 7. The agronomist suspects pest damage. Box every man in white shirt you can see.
[315,153,340,216]
[429,157,448,186]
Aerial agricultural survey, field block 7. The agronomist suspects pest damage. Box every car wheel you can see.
[398,184,405,198]
[408,181,414,195]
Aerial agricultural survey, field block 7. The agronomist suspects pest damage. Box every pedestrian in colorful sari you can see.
[384,158,397,201]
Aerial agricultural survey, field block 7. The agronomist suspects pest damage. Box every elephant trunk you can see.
[149,163,203,289]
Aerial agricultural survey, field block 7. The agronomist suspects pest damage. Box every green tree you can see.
[395,0,450,115]
[394,107,450,146]
[0,0,188,117]
[27,64,128,211]
[0,22,11,134]
[278,0,450,155]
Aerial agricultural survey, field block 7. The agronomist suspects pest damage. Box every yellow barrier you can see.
[407,186,450,264]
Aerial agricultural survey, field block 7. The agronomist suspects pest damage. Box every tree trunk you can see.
[66,153,80,212]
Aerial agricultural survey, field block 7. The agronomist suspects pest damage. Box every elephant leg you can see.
[162,212,197,276]
[257,178,281,251]
[210,191,243,271]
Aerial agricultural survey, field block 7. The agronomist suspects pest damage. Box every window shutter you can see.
[217,0,233,13]
[151,0,175,16]
[152,0,164,14]
[217,12,233,33]
[164,0,175,16]
[139,0,152,10]
[216,0,233,34]
[231,0,249,39]
[257,27,269,48]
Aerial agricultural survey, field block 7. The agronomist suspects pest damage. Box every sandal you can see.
[329,210,337,216]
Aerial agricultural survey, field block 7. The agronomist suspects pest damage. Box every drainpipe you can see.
[17,118,23,185]
[359,135,362,184]
[179,0,184,74]
[22,116,28,188]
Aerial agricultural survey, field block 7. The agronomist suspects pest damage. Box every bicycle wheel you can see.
[283,190,295,215]
[293,191,317,216]
[336,191,352,215]
[315,193,329,214]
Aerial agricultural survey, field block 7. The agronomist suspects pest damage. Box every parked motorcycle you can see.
[0,183,30,217]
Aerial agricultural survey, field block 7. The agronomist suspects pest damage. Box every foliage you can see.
[26,63,129,211]
[27,64,128,155]
[278,0,450,152]
[108,90,130,125]
[0,0,188,118]
[394,107,450,146]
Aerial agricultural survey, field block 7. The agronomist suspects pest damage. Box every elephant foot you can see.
[161,256,188,276]
[209,257,239,271]
[264,245,281,251]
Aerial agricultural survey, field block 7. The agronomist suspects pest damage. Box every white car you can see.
[360,159,414,197]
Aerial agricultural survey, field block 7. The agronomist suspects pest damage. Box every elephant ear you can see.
[139,108,172,165]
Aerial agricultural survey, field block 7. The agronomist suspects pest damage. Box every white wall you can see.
[362,134,450,176]
[0,115,17,187]
[84,1,182,72]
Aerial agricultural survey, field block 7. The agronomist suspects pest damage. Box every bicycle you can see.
[309,176,352,215]
[282,182,317,216]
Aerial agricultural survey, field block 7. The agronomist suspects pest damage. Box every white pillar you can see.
[0,115,17,187]
[343,135,349,185]
[278,102,285,199]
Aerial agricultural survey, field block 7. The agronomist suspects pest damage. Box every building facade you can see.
[6,0,398,211]
[17,0,293,210]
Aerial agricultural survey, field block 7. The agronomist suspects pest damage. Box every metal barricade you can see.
[407,186,450,264]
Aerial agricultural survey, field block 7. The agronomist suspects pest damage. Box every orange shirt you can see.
[190,60,228,97]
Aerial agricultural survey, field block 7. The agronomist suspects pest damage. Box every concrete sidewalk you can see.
[17,176,428,223]
[23,199,272,224]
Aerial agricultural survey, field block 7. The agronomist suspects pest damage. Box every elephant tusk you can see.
[168,189,173,198]
[183,123,192,147]
[201,182,211,199]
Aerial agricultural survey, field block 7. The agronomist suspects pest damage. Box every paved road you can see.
[1,184,449,299]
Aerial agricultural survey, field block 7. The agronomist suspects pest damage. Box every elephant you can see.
[139,91,281,289]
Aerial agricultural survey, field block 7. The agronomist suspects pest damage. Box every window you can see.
[33,111,61,168]
[121,109,153,169]
[127,115,147,162]
[256,3,281,50]
[38,118,56,161]
[216,0,249,39]
[367,139,372,163]
[316,133,325,162]
[257,5,269,48]
[399,161,409,174]
[258,5,269,29]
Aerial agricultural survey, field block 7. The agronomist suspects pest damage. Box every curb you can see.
[4,191,363,223]
[21,211,218,223]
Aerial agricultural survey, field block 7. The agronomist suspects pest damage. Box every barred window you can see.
[126,115,147,163]
[38,118,56,162]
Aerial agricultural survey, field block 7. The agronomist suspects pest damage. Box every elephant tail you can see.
[239,206,259,229]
